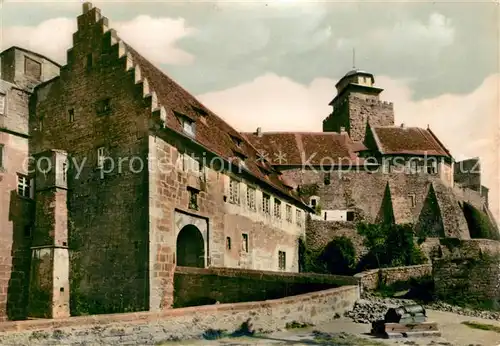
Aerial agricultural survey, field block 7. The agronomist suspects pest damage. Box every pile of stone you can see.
[344,292,500,323]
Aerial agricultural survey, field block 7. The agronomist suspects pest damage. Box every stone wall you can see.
[30,9,152,316]
[433,255,500,302]
[306,219,366,258]
[354,264,432,292]
[173,266,358,308]
[0,285,359,345]
[148,132,307,310]
[283,169,471,239]
[323,94,394,143]
[0,81,35,321]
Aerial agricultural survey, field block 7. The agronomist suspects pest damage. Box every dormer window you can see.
[230,134,243,148]
[183,119,195,137]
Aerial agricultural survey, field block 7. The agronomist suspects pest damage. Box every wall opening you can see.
[176,224,205,268]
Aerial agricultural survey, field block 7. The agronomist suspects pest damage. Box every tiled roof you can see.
[123,45,305,204]
[371,126,451,157]
[241,132,366,166]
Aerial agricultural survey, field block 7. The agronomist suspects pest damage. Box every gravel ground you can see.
[344,293,500,324]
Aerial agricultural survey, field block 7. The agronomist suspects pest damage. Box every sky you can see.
[1,0,499,222]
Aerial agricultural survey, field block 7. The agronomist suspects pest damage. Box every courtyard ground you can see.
[161,309,500,346]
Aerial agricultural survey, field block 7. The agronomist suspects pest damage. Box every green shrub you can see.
[356,222,427,270]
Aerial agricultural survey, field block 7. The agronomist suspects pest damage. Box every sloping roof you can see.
[371,126,451,157]
[122,46,304,204]
[241,132,367,166]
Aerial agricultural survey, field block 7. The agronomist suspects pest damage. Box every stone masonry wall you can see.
[148,133,306,311]
[0,82,34,320]
[433,256,500,302]
[284,169,470,238]
[0,285,359,345]
[354,264,432,292]
[306,219,367,259]
[30,9,151,315]
[173,266,358,308]
[322,94,394,142]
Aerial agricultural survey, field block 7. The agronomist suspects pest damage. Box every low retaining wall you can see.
[354,264,432,292]
[174,266,359,307]
[433,255,500,302]
[0,285,359,345]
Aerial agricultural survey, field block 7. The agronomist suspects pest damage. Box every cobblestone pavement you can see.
[162,309,500,346]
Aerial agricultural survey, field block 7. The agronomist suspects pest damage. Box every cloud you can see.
[114,16,196,65]
[196,72,500,223]
[1,18,76,63]
[1,15,195,66]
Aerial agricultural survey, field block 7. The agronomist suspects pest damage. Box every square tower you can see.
[323,69,395,142]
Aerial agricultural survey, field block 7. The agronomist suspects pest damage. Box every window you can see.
[183,120,195,137]
[324,172,331,185]
[97,147,106,168]
[68,108,75,122]
[274,199,282,219]
[24,56,41,80]
[278,251,286,270]
[0,93,5,115]
[296,210,302,226]
[286,204,292,223]
[188,187,199,210]
[426,161,438,174]
[408,194,416,208]
[346,211,355,221]
[409,160,418,174]
[24,225,32,238]
[95,98,111,115]
[0,144,4,170]
[17,174,31,198]
[226,237,231,250]
[310,198,317,207]
[229,178,240,204]
[86,53,93,71]
[246,186,256,211]
[242,233,248,253]
[262,193,271,215]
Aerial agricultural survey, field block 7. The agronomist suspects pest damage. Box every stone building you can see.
[0,2,497,323]
[243,69,498,241]
[0,3,311,320]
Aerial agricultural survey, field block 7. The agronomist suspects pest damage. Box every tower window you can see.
[226,236,231,250]
[188,187,199,210]
[17,174,32,198]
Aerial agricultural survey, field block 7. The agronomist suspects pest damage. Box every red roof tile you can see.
[123,45,304,204]
[371,126,451,156]
[241,132,366,166]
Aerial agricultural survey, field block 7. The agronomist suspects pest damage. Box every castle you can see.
[0,3,497,321]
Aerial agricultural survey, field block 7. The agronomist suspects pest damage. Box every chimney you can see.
[256,127,262,137]
[83,2,93,13]
[400,123,405,128]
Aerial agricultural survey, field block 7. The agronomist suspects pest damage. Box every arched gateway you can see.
[176,224,205,268]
